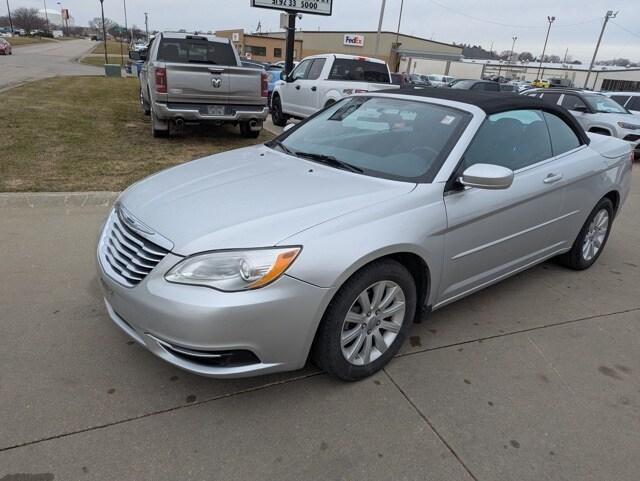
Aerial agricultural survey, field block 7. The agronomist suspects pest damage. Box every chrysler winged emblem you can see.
[211,78,222,88]
[117,204,155,236]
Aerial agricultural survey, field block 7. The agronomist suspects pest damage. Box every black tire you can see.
[140,88,151,116]
[556,197,614,270]
[312,259,417,381]
[271,95,289,127]
[240,122,261,138]
[151,109,169,138]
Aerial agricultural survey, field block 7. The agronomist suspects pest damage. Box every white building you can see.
[37,8,75,28]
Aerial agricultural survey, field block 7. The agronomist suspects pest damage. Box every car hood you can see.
[119,145,415,255]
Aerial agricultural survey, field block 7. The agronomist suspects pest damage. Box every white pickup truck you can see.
[271,54,396,126]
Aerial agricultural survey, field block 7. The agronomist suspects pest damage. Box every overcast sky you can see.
[14,0,640,62]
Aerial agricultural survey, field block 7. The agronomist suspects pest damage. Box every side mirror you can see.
[283,123,295,132]
[280,72,287,82]
[459,163,514,190]
[571,106,588,113]
[128,50,140,60]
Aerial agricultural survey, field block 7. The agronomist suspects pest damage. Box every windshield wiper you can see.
[294,151,364,174]
[268,139,296,156]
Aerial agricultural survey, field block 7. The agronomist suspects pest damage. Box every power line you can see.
[610,20,640,39]
[424,0,600,29]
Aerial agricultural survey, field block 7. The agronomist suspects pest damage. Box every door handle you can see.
[295,85,301,90]
[543,173,563,184]
[311,86,317,92]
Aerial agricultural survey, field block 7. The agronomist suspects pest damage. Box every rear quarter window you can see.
[543,112,582,156]
[328,59,390,83]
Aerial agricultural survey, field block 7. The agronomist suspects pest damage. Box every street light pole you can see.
[99,0,108,64]
[144,12,149,41]
[508,35,517,78]
[375,0,386,56]
[535,16,555,81]
[584,10,617,89]
[395,0,404,43]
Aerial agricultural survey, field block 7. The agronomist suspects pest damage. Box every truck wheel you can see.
[271,96,289,127]
[151,109,169,138]
[140,88,151,116]
[240,122,261,139]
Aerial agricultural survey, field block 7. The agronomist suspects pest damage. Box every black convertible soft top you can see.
[379,87,590,145]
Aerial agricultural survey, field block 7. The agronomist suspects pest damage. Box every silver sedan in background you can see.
[97,89,632,381]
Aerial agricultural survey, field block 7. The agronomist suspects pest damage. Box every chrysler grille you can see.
[100,211,169,287]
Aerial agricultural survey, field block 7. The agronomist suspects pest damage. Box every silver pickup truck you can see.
[137,32,269,138]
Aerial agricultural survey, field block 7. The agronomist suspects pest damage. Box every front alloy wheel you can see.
[312,259,416,381]
[341,281,406,366]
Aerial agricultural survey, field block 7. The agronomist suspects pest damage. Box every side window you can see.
[540,92,561,104]
[610,95,630,107]
[543,112,582,156]
[464,110,552,171]
[628,97,640,111]
[290,60,312,81]
[306,58,326,81]
[561,94,588,111]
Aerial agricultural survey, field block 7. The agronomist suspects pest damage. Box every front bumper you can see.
[153,101,269,123]
[97,249,333,378]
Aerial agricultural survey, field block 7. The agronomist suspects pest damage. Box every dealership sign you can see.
[251,0,333,16]
[344,34,364,47]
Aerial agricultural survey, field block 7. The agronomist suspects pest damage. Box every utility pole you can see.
[504,35,517,79]
[584,10,617,89]
[5,0,12,33]
[43,0,50,33]
[394,0,404,71]
[123,0,129,44]
[284,12,296,75]
[563,47,569,64]
[375,0,386,56]
[395,0,404,43]
[99,0,108,64]
[536,16,555,81]
[144,12,149,41]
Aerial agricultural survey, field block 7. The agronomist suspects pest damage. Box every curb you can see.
[0,192,119,208]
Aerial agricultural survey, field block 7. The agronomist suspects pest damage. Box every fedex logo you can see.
[344,35,365,47]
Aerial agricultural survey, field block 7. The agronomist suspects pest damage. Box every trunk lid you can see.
[587,132,633,159]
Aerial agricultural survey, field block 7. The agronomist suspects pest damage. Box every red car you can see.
[0,38,12,55]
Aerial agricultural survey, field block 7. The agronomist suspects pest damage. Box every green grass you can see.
[6,36,56,46]
[81,54,127,66]
[0,77,273,192]
[90,40,130,55]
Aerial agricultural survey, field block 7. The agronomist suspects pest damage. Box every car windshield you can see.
[450,80,476,89]
[583,95,630,114]
[270,96,470,182]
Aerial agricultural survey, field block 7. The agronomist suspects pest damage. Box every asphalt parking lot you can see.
[0,171,639,480]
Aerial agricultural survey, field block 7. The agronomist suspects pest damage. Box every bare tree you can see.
[89,16,116,33]
[518,51,534,62]
[12,8,46,33]
[0,15,11,28]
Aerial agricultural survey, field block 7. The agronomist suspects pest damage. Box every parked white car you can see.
[426,74,455,87]
[526,88,640,159]
[271,54,396,126]
[603,92,640,115]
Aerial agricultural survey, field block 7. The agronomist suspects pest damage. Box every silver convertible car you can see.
[97,88,632,381]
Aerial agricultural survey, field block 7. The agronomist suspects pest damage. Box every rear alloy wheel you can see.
[556,197,613,270]
[312,259,416,381]
[271,96,289,127]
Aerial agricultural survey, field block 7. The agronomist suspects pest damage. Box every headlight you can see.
[165,247,301,291]
[617,121,640,131]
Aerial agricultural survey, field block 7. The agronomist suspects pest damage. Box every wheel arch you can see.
[603,190,621,216]
[588,126,613,136]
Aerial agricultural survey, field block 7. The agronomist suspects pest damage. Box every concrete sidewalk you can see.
[0,174,638,480]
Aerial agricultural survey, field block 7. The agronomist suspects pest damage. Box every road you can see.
[0,39,101,92]
[0,173,639,480]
